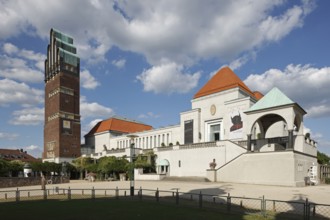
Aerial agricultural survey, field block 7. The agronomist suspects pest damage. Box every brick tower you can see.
[43,28,81,163]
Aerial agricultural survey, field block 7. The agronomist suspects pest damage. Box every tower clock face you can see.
[63,120,71,129]
[210,104,216,115]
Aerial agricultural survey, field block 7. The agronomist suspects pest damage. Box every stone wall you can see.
[0,176,70,188]
[216,151,317,187]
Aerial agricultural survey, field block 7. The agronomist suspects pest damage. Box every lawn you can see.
[0,198,274,220]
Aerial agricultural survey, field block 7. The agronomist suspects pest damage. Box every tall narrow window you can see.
[184,120,194,144]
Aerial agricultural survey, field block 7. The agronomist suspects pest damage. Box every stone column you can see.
[247,134,252,151]
[288,130,293,150]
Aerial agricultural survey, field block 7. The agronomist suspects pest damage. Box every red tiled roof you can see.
[253,91,264,100]
[86,117,153,136]
[193,66,256,99]
[0,149,40,162]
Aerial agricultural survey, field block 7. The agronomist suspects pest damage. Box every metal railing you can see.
[0,187,329,219]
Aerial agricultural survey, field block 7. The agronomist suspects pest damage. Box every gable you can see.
[86,117,153,136]
[246,87,305,113]
[194,67,256,99]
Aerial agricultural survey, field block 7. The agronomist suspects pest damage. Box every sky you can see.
[0,0,330,158]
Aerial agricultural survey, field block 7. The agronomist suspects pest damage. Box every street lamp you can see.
[62,161,67,177]
[127,134,138,196]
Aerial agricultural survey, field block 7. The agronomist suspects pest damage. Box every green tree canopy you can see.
[317,151,330,165]
[0,159,10,177]
[72,157,95,171]
[9,160,24,176]
[97,156,129,177]
[134,152,156,173]
[30,161,62,175]
[97,156,117,174]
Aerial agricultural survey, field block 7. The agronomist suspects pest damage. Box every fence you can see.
[0,187,329,219]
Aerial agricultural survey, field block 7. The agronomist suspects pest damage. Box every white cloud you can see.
[306,105,330,118]
[0,56,44,82]
[0,132,19,140]
[244,64,330,118]
[0,78,43,106]
[112,59,126,69]
[81,118,103,142]
[303,126,322,138]
[137,62,201,94]
[25,145,42,158]
[26,144,39,150]
[3,42,18,54]
[138,112,160,119]
[10,107,44,125]
[80,96,114,119]
[113,0,313,65]
[80,69,100,89]
[258,5,304,42]
[0,43,44,82]
[88,118,103,129]
[0,0,315,67]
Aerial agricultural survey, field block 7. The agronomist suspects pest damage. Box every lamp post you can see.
[127,134,138,196]
[62,161,67,177]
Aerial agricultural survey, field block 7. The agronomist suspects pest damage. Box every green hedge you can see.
[325,178,330,184]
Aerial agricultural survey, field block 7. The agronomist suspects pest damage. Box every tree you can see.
[317,151,330,165]
[97,156,129,179]
[30,161,44,173]
[97,156,116,175]
[0,159,10,177]
[114,157,129,173]
[134,154,151,169]
[134,152,156,173]
[72,157,95,179]
[30,161,62,176]
[9,160,24,177]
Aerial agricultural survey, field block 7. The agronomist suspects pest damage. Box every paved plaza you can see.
[2,180,330,204]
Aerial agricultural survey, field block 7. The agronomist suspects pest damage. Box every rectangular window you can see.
[210,124,220,141]
[184,120,194,144]
[206,119,222,142]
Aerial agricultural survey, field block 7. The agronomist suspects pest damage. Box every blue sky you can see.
[1,0,330,158]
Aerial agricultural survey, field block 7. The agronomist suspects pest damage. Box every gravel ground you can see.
[2,179,329,204]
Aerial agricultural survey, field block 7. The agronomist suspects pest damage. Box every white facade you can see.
[83,68,318,186]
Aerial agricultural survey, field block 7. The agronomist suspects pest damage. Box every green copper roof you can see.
[247,87,294,112]
[55,38,77,54]
[58,48,80,67]
[52,28,74,44]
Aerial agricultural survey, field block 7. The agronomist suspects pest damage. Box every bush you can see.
[325,178,330,184]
